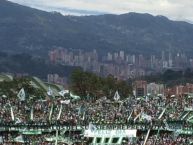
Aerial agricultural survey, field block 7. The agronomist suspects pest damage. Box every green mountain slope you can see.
[1,0,193,56]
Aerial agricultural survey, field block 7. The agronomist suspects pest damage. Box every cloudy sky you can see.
[8,0,193,22]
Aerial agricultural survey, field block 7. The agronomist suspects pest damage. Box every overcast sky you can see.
[8,0,193,22]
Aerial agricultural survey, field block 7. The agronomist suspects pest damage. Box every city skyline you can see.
[49,48,193,80]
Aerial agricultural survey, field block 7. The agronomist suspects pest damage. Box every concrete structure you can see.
[47,74,67,86]
[147,83,165,96]
[165,83,193,96]
[133,80,147,97]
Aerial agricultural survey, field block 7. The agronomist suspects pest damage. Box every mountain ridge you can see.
[1,0,193,56]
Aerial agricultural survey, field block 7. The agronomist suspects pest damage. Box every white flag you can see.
[58,90,69,97]
[47,86,53,96]
[141,113,152,121]
[14,135,24,143]
[70,93,80,101]
[89,123,97,132]
[17,88,25,101]
[114,91,120,101]
[15,118,22,124]
[60,100,70,104]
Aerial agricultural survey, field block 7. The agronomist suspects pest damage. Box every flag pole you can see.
[127,110,133,121]
[154,129,160,145]
[158,108,166,119]
[49,104,53,122]
[134,113,141,122]
[30,107,34,121]
[143,129,150,145]
[57,104,63,120]
[10,104,15,121]
[55,130,58,145]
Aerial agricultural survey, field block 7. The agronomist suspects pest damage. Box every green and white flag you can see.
[15,118,22,124]
[172,130,180,140]
[60,100,70,104]
[89,123,97,132]
[59,90,69,97]
[45,137,55,142]
[17,88,26,101]
[14,135,24,143]
[47,86,53,96]
[114,90,120,101]
[189,139,193,144]
[78,105,85,116]
[188,119,193,123]
[141,113,152,121]
[70,93,80,101]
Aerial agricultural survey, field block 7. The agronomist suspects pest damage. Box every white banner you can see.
[84,129,137,137]
[60,100,70,104]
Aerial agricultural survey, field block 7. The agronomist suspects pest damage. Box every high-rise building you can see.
[49,50,59,64]
[168,52,173,67]
[162,51,165,61]
[131,55,136,64]
[107,52,113,61]
[119,51,124,60]
[150,55,155,68]
[139,54,144,67]
[114,52,119,60]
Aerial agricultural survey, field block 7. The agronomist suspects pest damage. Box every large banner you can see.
[21,130,42,135]
[84,129,137,137]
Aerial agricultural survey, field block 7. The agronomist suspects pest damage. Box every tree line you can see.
[70,69,132,99]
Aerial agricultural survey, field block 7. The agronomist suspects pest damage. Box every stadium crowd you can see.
[1,90,193,144]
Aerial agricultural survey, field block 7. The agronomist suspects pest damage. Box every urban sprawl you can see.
[49,48,193,81]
